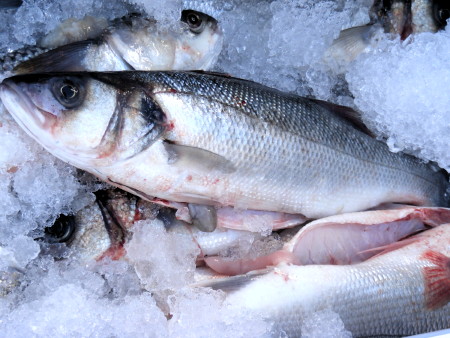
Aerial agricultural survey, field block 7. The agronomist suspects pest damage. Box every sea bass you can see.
[1,10,222,73]
[199,223,450,337]
[0,71,447,223]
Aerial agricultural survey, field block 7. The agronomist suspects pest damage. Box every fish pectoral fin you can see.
[188,203,217,232]
[421,250,450,310]
[163,141,236,174]
[327,24,379,62]
[192,268,273,292]
[14,39,96,74]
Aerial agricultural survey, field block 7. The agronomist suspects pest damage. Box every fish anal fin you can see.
[204,250,294,276]
[421,250,450,310]
[188,203,217,232]
[192,268,273,293]
[163,141,236,174]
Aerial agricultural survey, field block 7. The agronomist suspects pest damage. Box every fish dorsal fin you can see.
[421,250,450,310]
[13,39,97,74]
[190,70,233,78]
[163,141,236,174]
[310,98,375,137]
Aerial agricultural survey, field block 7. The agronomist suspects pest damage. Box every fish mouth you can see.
[0,80,56,132]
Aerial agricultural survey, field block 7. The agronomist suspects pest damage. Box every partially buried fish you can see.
[326,0,450,69]
[198,222,450,337]
[1,9,222,73]
[0,71,447,231]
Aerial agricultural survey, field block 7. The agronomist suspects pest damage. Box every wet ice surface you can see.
[0,0,449,337]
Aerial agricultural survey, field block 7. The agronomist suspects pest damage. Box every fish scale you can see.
[0,71,448,219]
[219,255,450,337]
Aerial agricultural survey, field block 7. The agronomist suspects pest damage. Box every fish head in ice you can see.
[370,0,450,38]
[0,72,167,169]
[107,9,223,71]
[42,189,158,262]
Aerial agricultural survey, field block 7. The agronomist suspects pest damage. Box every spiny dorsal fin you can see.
[310,98,375,137]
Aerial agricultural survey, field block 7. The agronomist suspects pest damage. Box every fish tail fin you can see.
[421,250,450,310]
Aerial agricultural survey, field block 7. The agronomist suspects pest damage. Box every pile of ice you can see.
[346,30,450,170]
[0,0,449,336]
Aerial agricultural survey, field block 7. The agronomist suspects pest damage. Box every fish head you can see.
[370,0,450,38]
[107,10,223,71]
[0,72,167,169]
[43,189,158,262]
[176,10,224,69]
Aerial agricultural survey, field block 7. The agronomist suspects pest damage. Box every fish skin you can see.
[198,224,450,337]
[0,71,448,220]
[1,10,222,75]
[370,0,450,37]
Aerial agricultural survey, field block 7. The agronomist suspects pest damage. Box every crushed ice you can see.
[0,0,449,336]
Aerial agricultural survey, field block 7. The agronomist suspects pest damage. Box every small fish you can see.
[0,71,447,231]
[326,0,450,69]
[197,222,450,337]
[1,10,222,73]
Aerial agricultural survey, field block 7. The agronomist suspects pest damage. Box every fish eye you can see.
[51,77,85,109]
[44,214,76,243]
[433,1,450,28]
[181,10,206,34]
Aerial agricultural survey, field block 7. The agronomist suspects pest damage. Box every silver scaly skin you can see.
[199,223,450,337]
[0,71,447,220]
[0,10,222,75]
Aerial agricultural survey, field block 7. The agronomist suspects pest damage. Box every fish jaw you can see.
[0,73,167,170]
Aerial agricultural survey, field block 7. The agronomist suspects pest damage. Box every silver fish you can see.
[1,10,222,74]
[198,223,450,337]
[0,71,447,223]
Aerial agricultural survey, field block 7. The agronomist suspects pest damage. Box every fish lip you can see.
[0,79,56,129]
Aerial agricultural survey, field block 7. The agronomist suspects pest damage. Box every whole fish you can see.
[198,223,450,337]
[0,71,447,226]
[1,10,222,73]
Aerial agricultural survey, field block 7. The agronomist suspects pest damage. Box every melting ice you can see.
[0,0,449,336]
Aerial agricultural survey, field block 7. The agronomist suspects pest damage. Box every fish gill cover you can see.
[0,0,449,337]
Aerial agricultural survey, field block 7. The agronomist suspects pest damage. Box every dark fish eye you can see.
[181,10,206,34]
[51,77,85,108]
[433,0,450,28]
[44,214,76,243]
